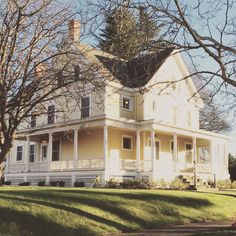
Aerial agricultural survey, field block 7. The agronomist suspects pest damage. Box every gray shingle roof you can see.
[95,48,174,88]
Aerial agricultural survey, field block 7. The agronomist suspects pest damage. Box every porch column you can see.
[136,129,141,172]
[173,133,178,171]
[73,129,79,169]
[151,127,156,177]
[103,125,109,181]
[192,136,197,189]
[25,135,30,173]
[48,132,53,172]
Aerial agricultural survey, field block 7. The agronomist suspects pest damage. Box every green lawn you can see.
[0,188,235,236]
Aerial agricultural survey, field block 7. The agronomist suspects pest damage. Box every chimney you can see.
[68,19,80,42]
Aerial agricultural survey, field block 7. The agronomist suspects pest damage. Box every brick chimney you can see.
[68,19,80,42]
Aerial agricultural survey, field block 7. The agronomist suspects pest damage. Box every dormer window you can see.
[122,96,132,111]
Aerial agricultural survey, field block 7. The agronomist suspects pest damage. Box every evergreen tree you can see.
[98,6,160,59]
[138,6,160,52]
[98,7,140,60]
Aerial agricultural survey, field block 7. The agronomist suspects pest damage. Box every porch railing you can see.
[8,163,26,173]
[50,161,74,171]
[28,162,48,172]
[78,159,104,169]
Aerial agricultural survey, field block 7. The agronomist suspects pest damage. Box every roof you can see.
[95,48,174,88]
[77,44,174,88]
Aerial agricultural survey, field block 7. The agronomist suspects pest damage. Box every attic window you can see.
[57,71,64,87]
[122,97,132,111]
[74,65,80,81]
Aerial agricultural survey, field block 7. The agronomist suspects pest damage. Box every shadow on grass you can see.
[0,206,94,236]
[0,188,215,235]
[0,195,130,232]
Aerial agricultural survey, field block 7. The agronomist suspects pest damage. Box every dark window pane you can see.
[123,137,131,149]
[81,97,90,118]
[48,105,55,124]
[29,144,35,162]
[156,142,160,160]
[52,140,60,161]
[57,71,63,87]
[74,65,80,81]
[31,115,36,127]
[123,98,130,110]
[42,145,47,161]
[16,146,23,161]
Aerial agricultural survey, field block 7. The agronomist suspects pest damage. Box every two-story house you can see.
[5,20,230,186]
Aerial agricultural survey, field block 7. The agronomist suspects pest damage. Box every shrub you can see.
[217,180,236,189]
[58,180,65,187]
[37,181,46,186]
[170,177,189,190]
[4,181,11,186]
[158,178,169,189]
[119,179,157,189]
[92,175,102,188]
[49,181,58,187]
[18,181,31,186]
[105,177,120,188]
[74,181,85,187]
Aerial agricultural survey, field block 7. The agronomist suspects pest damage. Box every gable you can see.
[145,49,204,109]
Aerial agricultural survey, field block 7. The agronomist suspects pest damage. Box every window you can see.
[74,65,80,81]
[122,136,132,150]
[199,146,210,164]
[185,143,192,163]
[29,144,35,163]
[81,96,90,118]
[41,145,48,161]
[52,140,60,161]
[122,97,132,111]
[148,140,160,160]
[48,105,55,124]
[31,114,36,127]
[57,71,64,87]
[16,146,23,161]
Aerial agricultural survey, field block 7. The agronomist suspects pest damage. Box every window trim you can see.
[52,139,61,162]
[81,96,91,119]
[16,145,23,162]
[121,96,132,112]
[170,140,178,162]
[121,135,133,151]
[185,142,193,164]
[198,145,210,164]
[147,137,161,160]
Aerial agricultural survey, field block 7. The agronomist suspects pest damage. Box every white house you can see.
[5,20,230,186]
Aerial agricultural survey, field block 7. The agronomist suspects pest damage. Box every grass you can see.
[0,188,235,236]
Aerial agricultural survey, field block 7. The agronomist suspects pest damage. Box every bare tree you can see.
[81,0,235,94]
[0,0,105,164]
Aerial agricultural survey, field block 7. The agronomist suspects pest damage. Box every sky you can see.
[76,0,236,154]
